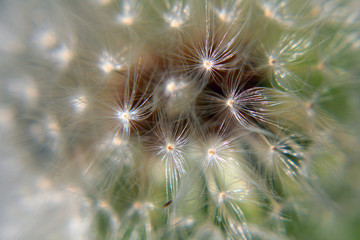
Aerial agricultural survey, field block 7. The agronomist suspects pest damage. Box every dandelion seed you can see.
[29,115,62,151]
[255,131,307,180]
[196,127,241,172]
[260,0,291,26]
[6,75,39,107]
[71,94,87,114]
[112,95,152,138]
[268,55,277,66]
[149,118,190,199]
[263,34,311,91]
[35,29,58,50]
[98,50,126,74]
[206,159,253,240]
[164,78,187,96]
[115,108,138,135]
[117,201,154,239]
[176,2,247,84]
[208,170,251,205]
[31,23,75,69]
[116,0,140,26]
[316,30,359,80]
[163,0,191,28]
[214,0,245,23]
[108,64,154,138]
[51,44,73,68]
[200,73,294,129]
[258,0,320,28]
[153,74,200,116]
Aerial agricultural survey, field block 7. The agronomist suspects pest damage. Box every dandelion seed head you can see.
[4,1,357,239]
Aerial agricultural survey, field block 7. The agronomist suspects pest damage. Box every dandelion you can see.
[1,0,359,239]
[149,116,190,199]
